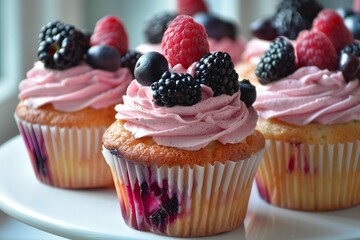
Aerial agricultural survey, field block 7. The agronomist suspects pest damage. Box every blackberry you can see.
[255,37,296,85]
[275,0,323,28]
[144,12,177,44]
[272,9,307,40]
[37,20,89,70]
[151,71,201,107]
[120,50,142,75]
[195,52,239,96]
[340,43,360,58]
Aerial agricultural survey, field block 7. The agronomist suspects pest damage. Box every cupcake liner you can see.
[256,139,360,211]
[15,114,113,189]
[102,147,264,237]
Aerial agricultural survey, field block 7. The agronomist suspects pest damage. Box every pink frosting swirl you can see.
[241,39,271,65]
[18,61,133,112]
[208,36,246,63]
[254,66,360,125]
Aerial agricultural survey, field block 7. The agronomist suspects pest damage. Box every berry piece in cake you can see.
[193,13,237,40]
[134,52,169,86]
[195,51,239,96]
[37,21,89,70]
[339,52,360,82]
[121,50,143,76]
[239,79,256,108]
[255,37,296,85]
[151,71,201,107]
[272,8,307,40]
[86,45,121,71]
[344,14,360,40]
[296,30,338,70]
[312,9,353,53]
[90,15,128,56]
[162,15,209,68]
[144,12,177,44]
[250,17,278,41]
[177,0,208,16]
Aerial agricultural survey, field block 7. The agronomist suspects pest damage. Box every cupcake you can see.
[236,0,323,84]
[253,9,360,211]
[102,15,265,237]
[14,16,135,189]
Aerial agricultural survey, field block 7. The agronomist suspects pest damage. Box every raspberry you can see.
[151,71,201,107]
[256,37,296,84]
[90,15,128,56]
[177,0,208,16]
[195,52,239,96]
[161,15,209,68]
[296,30,338,70]
[312,9,353,52]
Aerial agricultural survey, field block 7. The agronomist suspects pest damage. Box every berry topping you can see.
[176,0,208,16]
[250,17,278,41]
[86,45,121,71]
[344,14,360,40]
[340,42,360,58]
[239,79,256,108]
[134,52,169,86]
[162,15,209,68]
[90,15,128,56]
[144,12,177,44]
[151,71,201,107]
[255,37,296,85]
[120,50,143,76]
[195,51,239,96]
[37,21,89,70]
[296,30,338,70]
[313,9,353,52]
[272,8,307,40]
[339,52,360,82]
[193,13,237,40]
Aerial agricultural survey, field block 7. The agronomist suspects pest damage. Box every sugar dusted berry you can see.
[90,15,128,55]
[86,45,121,71]
[120,50,142,76]
[313,9,353,52]
[37,20,89,70]
[239,79,256,108]
[195,51,239,96]
[296,30,338,70]
[256,37,296,84]
[151,71,201,107]
[134,52,169,86]
[162,15,209,68]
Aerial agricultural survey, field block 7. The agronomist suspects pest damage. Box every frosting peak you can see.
[115,80,257,151]
[18,61,133,112]
[254,66,360,125]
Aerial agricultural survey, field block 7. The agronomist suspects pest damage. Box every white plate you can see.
[0,136,359,240]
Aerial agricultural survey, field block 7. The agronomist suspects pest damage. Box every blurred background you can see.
[0,0,353,145]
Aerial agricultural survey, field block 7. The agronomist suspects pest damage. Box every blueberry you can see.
[193,13,237,40]
[344,13,360,40]
[134,52,169,86]
[250,17,278,41]
[336,7,354,19]
[239,79,256,108]
[339,52,360,82]
[86,45,121,71]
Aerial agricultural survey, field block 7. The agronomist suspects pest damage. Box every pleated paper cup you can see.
[102,147,265,237]
[256,139,360,211]
[15,115,113,189]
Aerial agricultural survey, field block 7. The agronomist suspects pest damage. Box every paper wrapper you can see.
[256,139,360,211]
[15,115,113,189]
[102,147,265,237]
